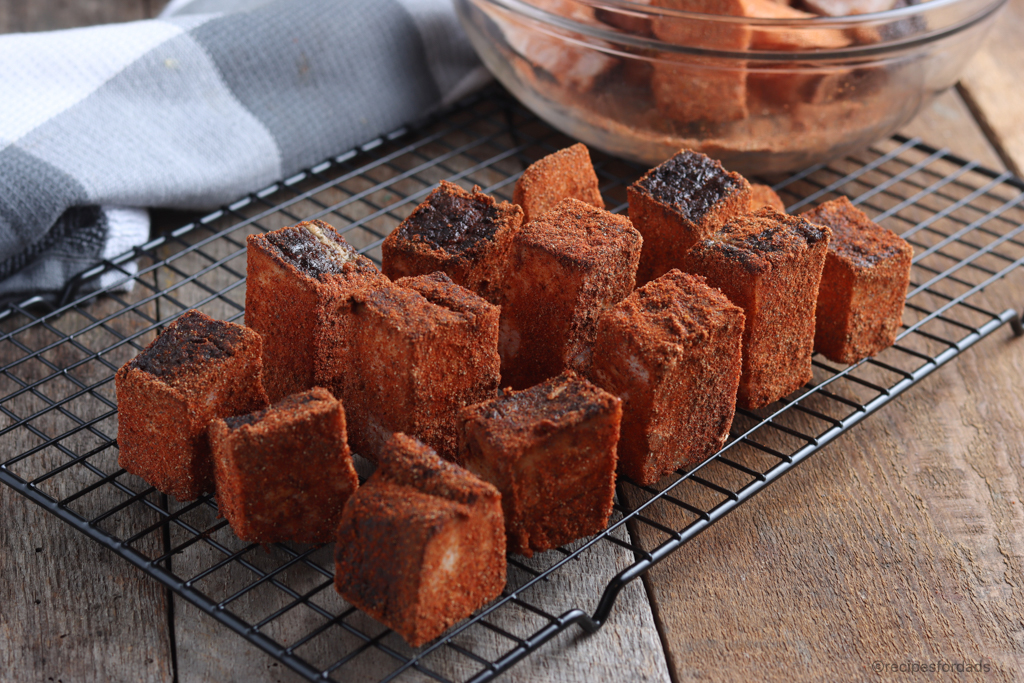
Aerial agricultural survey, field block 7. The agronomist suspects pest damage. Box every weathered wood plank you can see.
[900,90,1005,172]
[958,0,1024,176]
[634,103,1024,681]
[0,285,175,683]
[0,495,174,683]
[632,342,1024,680]
[0,0,152,33]
[156,169,670,682]
[0,6,174,682]
[168,518,671,683]
[2,1,1019,681]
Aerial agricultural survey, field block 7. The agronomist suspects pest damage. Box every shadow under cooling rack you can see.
[1,88,1023,683]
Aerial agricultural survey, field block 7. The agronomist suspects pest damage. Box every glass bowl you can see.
[454,0,1007,173]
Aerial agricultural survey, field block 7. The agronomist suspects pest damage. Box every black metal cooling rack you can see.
[1,87,1023,683]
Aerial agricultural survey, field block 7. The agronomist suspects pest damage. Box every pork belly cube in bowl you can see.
[455,0,1004,172]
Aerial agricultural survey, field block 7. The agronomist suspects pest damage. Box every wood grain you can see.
[634,102,1024,681]
[0,486,174,683]
[168,518,671,683]
[633,338,1024,680]
[958,0,1024,176]
[0,286,175,683]
[900,90,1005,172]
[155,186,670,683]
[0,7,173,683]
[0,0,154,33]
[2,0,1022,681]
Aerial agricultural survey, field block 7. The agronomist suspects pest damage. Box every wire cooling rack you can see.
[1,87,1023,682]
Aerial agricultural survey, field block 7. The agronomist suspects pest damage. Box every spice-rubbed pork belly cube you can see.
[651,1,751,49]
[457,371,621,556]
[595,1,654,35]
[628,149,751,285]
[513,143,605,223]
[246,219,387,402]
[650,57,749,125]
[649,0,849,125]
[648,1,752,127]
[801,197,913,363]
[804,0,902,16]
[681,207,831,409]
[115,310,269,501]
[500,198,642,389]
[747,0,850,50]
[747,63,890,122]
[590,271,744,485]
[501,1,617,94]
[381,181,523,304]
[750,184,786,213]
[652,0,849,50]
[208,388,358,544]
[329,272,500,460]
[335,433,505,647]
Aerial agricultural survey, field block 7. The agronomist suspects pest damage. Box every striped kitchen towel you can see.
[0,0,487,307]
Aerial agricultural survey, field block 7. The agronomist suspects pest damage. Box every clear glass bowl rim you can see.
[469,0,1009,59]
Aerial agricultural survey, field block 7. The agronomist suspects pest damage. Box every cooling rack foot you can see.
[1012,311,1024,337]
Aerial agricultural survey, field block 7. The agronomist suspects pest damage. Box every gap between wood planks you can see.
[1,0,1022,681]
[956,0,1024,178]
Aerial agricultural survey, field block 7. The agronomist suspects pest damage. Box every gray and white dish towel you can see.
[0,0,486,306]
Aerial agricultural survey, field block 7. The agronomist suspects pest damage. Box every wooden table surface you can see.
[2,1,1023,682]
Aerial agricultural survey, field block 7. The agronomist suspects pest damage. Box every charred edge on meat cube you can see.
[263,219,359,277]
[458,371,621,556]
[636,150,746,223]
[129,309,246,381]
[395,181,502,254]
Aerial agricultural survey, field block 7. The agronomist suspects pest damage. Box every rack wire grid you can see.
[1,86,1023,683]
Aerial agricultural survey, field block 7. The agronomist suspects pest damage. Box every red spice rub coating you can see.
[381,181,524,304]
[246,219,388,402]
[801,197,913,363]
[648,2,750,124]
[329,272,500,460]
[457,371,621,557]
[499,198,642,389]
[208,388,358,544]
[115,309,269,501]
[650,0,850,124]
[749,184,786,213]
[513,143,605,223]
[681,207,831,409]
[590,270,745,485]
[650,57,749,126]
[652,0,850,50]
[334,433,505,647]
[595,4,653,35]
[502,4,617,95]
[628,149,752,285]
